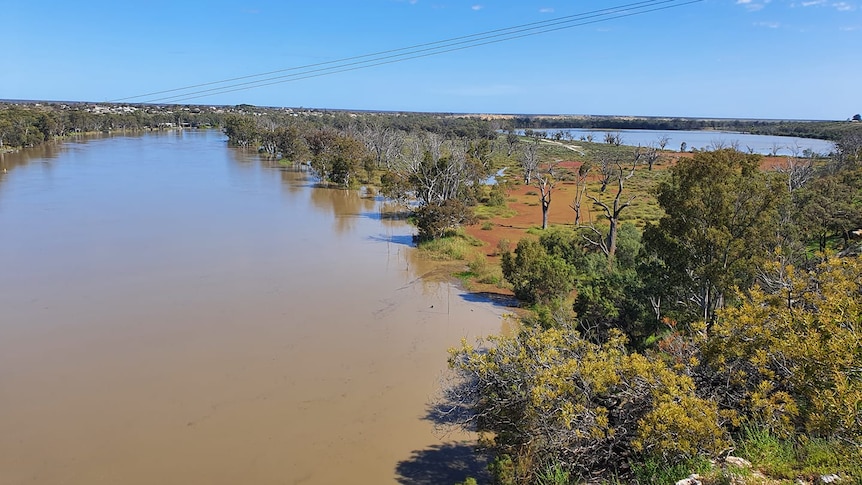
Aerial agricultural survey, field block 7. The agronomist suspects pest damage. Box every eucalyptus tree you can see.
[643,149,786,324]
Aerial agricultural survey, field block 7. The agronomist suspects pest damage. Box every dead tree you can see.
[535,161,559,230]
[521,138,540,184]
[638,145,659,171]
[584,151,640,267]
[776,143,814,193]
[571,160,593,227]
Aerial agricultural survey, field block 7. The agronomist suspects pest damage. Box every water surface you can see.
[0,131,502,484]
[521,128,835,155]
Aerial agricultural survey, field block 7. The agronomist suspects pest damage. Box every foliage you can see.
[703,256,862,442]
[413,199,477,242]
[305,131,370,186]
[643,149,787,324]
[573,260,656,347]
[223,115,258,147]
[447,323,728,483]
[501,238,577,304]
[793,168,862,251]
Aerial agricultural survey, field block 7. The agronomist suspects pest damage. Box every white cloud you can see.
[539,7,555,13]
[833,1,856,10]
[471,4,483,10]
[755,20,781,28]
[840,25,860,30]
[801,0,827,5]
[737,0,771,11]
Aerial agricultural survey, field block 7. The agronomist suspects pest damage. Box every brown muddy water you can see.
[0,131,505,484]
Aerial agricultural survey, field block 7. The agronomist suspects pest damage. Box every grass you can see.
[455,253,505,288]
[630,456,712,485]
[417,229,484,261]
[474,203,517,219]
[735,426,862,483]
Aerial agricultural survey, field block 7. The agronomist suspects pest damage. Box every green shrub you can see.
[413,199,477,241]
[448,324,728,483]
[704,256,862,442]
[501,239,576,304]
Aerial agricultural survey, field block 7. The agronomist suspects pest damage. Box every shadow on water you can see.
[395,442,489,485]
[396,378,491,484]
[460,291,518,308]
[361,210,411,221]
[368,234,415,247]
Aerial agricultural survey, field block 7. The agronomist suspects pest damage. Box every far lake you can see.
[521,128,836,155]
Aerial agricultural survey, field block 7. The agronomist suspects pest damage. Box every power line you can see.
[111,0,670,103]
[122,0,702,104]
[155,1,702,105]
[144,1,680,104]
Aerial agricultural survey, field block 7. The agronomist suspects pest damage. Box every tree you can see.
[413,199,476,241]
[223,115,257,148]
[852,113,861,122]
[520,137,540,184]
[775,143,814,193]
[573,224,657,345]
[306,129,369,187]
[656,135,670,151]
[534,161,558,230]
[501,238,576,304]
[571,161,592,227]
[505,129,519,156]
[381,132,479,239]
[793,167,862,251]
[274,124,309,162]
[360,121,401,170]
[584,150,641,266]
[834,130,862,170]
[643,149,786,324]
[639,144,659,171]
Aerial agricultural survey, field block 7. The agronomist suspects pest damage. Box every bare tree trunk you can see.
[535,162,557,230]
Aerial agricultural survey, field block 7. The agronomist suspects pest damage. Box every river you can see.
[0,130,504,484]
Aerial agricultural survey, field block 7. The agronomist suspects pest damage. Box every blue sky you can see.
[2,0,858,119]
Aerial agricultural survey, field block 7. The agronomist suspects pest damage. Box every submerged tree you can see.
[381,132,480,240]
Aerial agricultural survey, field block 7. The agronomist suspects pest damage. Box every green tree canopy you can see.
[501,238,577,304]
[643,149,787,324]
